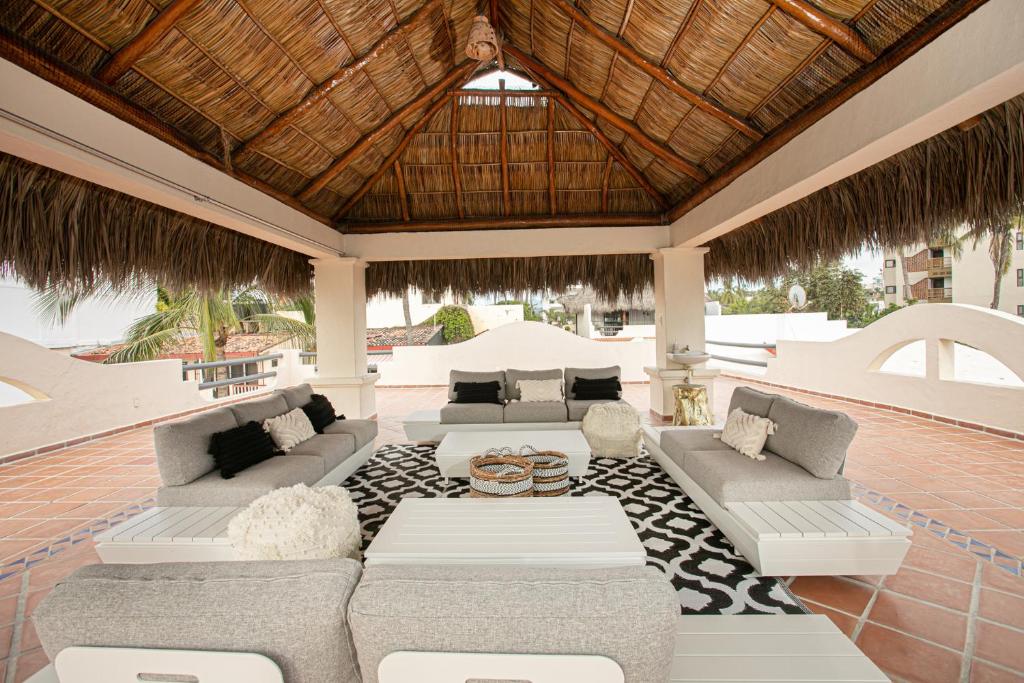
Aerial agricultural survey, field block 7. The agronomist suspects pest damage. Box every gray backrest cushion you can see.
[564,365,621,399]
[152,408,238,486]
[447,370,507,401]
[34,559,363,683]
[348,564,678,683]
[765,396,858,479]
[504,368,563,400]
[230,394,290,425]
[728,386,776,418]
[278,383,314,410]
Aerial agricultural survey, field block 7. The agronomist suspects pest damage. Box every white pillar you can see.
[644,247,720,421]
[310,257,379,419]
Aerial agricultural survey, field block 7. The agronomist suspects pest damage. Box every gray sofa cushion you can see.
[683,449,852,507]
[34,559,362,683]
[348,564,678,683]
[153,408,238,486]
[728,386,776,418]
[565,365,621,399]
[447,370,507,401]
[288,433,356,471]
[503,400,568,423]
[324,418,378,450]
[440,402,504,424]
[567,398,625,421]
[278,383,314,410]
[766,397,858,479]
[230,394,290,426]
[504,368,563,400]
[659,428,733,469]
[156,455,326,507]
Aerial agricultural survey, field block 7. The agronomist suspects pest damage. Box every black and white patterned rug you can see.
[345,443,807,615]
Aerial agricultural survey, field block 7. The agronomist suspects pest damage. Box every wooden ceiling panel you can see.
[114,69,225,154]
[327,69,393,132]
[238,0,352,83]
[577,0,629,35]
[814,0,876,20]
[402,2,455,84]
[45,0,156,50]
[5,2,109,72]
[565,28,615,101]
[319,0,398,56]
[634,82,693,143]
[257,125,334,177]
[291,97,363,157]
[601,59,653,121]
[363,39,427,111]
[620,0,696,63]
[664,0,767,93]
[752,42,858,131]
[528,0,572,77]
[668,107,736,165]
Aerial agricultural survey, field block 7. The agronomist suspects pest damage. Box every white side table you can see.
[94,507,242,563]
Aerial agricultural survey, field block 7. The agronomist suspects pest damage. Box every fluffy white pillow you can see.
[718,408,776,461]
[263,408,315,452]
[518,378,563,402]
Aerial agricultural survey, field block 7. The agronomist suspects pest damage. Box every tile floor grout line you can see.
[4,572,29,683]
[959,561,983,683]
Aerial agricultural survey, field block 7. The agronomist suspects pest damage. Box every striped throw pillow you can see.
[719,408,776,461]
[263,408,316,452]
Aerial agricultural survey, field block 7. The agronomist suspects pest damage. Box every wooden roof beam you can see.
[451,95,464,218]
[547,97,556,215]
[499,81,510,216]
[299,61,476,202]
[394,161,410,222]
[96,0,202,84]
[506,45,706,184]
[344,214,665,233]
[767,0,875,62]
[548,0,762,140]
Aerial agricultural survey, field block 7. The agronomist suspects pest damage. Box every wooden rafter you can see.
[547,96,556,215]
[667,0,988,222]
[601,157,613,213]
[394,161,410,221]
[345,214,665,233]
[499,81,510,216]
[767,0,875,63]
[451,94,464,218]
[507,45,706,183]
[335,93,456,220]
[299,61,476,202]
[234,0,442,163]
[547,0,762,140]
[96,0,201,84]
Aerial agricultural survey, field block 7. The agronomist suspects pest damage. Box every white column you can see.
[310,257,379,419]
[644,247,720,421]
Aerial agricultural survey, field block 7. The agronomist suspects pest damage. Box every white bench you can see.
[643,426,911,576]
[403,409,582,442]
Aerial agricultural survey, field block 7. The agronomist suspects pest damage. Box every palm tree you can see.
[401,287,414,345]
[987,221,1015,309]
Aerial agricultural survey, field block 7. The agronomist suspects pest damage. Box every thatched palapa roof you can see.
[0,0,985,236]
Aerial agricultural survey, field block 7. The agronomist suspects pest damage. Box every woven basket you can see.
[469,454,534,498]
[519,446,570,497]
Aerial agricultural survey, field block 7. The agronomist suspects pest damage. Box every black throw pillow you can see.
[452,380,502,404]
[302,393,342,433]
[208,421,279,479]
[572,376,622,400]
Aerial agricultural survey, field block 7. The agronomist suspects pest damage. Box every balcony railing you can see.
[926,287,953,303]
[181,354,282,393]
[927,257,952,277]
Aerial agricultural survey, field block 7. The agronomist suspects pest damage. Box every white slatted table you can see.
[672,615,888,682]
[94,507,242,563]
[364,496,645,567]
[727,499,911,576]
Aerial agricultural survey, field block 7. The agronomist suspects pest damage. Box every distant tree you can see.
[782,262,868,321]
[421,305,474,343]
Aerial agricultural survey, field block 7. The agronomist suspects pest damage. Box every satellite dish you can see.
[788,284,808,310]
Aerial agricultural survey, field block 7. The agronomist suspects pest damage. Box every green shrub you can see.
[425,305,475,343]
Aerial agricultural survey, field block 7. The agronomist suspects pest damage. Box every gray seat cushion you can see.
[659,428,733,469]
[503,400,568,423]
[153,408,238,486]
[766,396,857,479]
[566,398,625,421]
[728,386,776,418]
[324,419,378,450]
[288,434,356,472]
[278,383,314,410]
[440,402,504,424]
[448,370,507,401]
[156,455,326,507]
[564,365,621,399]
[504,368,563,400]
[683,449,852,507]
[230,394,290,426]
[348,564,678,683]
[34,559,363,683]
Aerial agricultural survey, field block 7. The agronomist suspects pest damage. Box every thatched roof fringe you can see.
[705,94,1024,283]
[366,253,653,301]
[0,153,312,296]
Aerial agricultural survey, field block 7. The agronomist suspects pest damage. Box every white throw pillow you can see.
[518,378,563,402]
[263,408,315,452]
[718,408,776,461]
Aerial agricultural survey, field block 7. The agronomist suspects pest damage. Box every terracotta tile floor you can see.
[0,378,1022,682]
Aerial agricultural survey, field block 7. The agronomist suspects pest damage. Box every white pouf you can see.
[582,403,642,457]
[228,484,361,561]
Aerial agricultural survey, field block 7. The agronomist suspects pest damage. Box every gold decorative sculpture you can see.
[673,383,712,426]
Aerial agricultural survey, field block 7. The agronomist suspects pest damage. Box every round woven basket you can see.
[520,448,570,497]
[469,455,534,498]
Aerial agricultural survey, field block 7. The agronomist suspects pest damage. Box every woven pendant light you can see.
[465,15,499,62]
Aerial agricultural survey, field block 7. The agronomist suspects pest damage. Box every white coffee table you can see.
[94,507,242,563]
[364,496,645,567]
[434,429,592,478]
